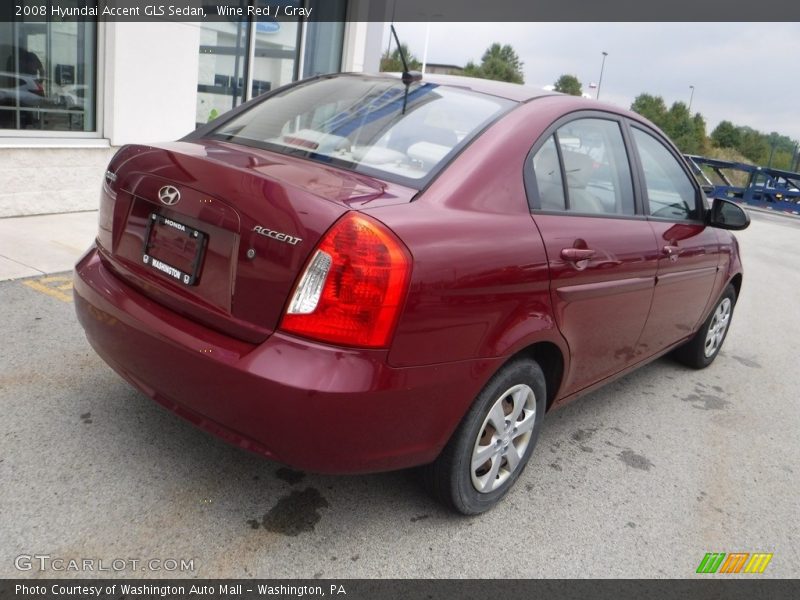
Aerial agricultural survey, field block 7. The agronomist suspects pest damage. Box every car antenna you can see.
[389,24,422,114]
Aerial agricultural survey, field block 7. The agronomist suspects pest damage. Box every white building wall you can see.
[0,146,117,217]
[104,22,201,145]
[341,22,382,73]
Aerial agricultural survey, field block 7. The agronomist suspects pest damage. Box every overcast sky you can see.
[383,23,800,142]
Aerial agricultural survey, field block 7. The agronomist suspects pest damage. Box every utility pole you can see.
[596,51,608,100]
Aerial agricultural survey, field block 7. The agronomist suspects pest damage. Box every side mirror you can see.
[706,198,750,230]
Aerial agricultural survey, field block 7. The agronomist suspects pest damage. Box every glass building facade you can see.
[0,18,97,132]
[1,0,351,135]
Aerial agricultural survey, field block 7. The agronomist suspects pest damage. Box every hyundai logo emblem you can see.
[158,185,181,206]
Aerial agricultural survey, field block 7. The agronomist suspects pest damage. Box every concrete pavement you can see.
[0,209,798,578]
[0,210,98,281]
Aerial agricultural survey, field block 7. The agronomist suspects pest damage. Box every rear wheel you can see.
[423,358,546,515]
[673,283,737,369]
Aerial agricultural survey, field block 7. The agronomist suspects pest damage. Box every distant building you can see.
[424,63,464,75]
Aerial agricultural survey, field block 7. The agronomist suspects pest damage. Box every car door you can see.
[526,114,660,395]
[627,124,720,355]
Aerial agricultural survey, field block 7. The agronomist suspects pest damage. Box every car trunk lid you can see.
[99,141,416,343]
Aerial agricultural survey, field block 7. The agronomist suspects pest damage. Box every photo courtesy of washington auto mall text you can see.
[14,583,347,597]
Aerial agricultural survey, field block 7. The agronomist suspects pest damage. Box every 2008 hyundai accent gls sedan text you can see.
[74,73,749,514]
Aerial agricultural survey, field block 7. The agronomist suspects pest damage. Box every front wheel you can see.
[673,283,737,369]
[423,358,547,515]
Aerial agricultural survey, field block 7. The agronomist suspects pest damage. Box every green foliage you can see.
[554,74,583,96]
[665,102,704,155]
[709,123,797,169]
[738,129,770,164]
[630,94,668,126]
[630,94,706,154]
[629,93,799,166]
[379,44,421,72]
[461,43,524,84]
[710,120,740,148]
[692,114,709,155]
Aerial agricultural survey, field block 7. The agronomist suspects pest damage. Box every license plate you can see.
[142,213,207,286]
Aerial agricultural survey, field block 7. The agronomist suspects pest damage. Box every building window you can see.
[196,2,344,128]
[196,21,251,126]
[0,18,97,133]
[196,18,301,127]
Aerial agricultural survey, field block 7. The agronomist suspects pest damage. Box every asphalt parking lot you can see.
[1,210,797,579]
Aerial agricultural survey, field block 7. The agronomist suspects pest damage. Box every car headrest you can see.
[535,146,561,183]
[562,151,594,190]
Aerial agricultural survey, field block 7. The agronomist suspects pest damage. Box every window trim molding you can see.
[524,109,643,217]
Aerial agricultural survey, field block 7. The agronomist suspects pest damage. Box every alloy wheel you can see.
[470,383,537,493]
[704,297,732,358]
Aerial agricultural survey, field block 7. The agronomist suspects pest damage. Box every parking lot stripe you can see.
[23,276,73,303]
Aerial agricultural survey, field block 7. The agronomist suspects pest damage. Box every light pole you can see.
[596,51,608,100]
[688,85,695,113]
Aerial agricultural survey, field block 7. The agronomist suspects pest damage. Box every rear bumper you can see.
[74,246,502,474]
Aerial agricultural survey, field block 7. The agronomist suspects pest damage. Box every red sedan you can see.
[74,73,748,514]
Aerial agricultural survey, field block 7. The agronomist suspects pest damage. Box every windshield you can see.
[208,75,515,188]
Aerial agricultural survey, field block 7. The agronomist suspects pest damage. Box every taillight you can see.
[97,167,118,250]
[280,212,411,348]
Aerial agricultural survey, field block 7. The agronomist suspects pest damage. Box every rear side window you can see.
[632,128,699,221]
[209,76,514,188]
[531,118,635,215]
[531,136,566,210]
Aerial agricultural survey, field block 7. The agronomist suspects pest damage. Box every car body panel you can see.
[637,222,720,353]
[533,214,659,394]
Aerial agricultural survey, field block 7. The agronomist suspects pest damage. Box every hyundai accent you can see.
[74,73,749,514]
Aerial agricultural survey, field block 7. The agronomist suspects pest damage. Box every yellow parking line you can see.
[23,275,73,303]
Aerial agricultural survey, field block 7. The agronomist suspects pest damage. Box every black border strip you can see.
[3,0,800,22]
[1,578,799,600]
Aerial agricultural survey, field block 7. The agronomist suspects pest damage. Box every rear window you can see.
[208,75,515,188]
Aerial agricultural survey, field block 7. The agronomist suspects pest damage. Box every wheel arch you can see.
[729,272,743,300]
[504,341,565,412]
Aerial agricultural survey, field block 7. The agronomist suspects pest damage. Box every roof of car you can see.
[363,72,557,103]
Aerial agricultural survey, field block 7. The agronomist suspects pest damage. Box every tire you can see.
[672,283,737,369]
[423,358,547,515]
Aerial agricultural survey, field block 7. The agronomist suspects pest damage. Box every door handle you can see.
[663,245,680,262]
[561,248,596,261]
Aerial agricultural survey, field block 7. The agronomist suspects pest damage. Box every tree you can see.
[710,120,740,149]
[379,44,421,72]
[553,74,582,96]
[630,94,668,128]
[661,102,709,154]
[692,113,709,155]
[462,43,524,83]
[631,94,707,154]
[629,90,799,167]
[739,129,770,164]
